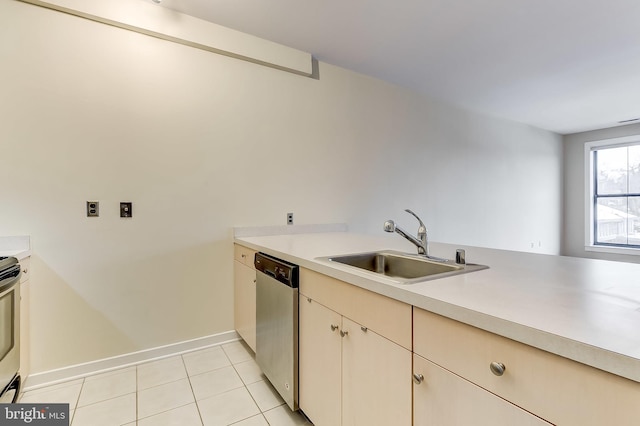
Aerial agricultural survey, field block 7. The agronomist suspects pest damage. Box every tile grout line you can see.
[70,378,85,426]
[74,368,137,425]
[222,342,271,425]
[228,412,270,426]
[221,343,263,424]
[135,350,246,423]
[135,357,194,423]
[223,342,286,425]
[180,352,205,426]
[74,393,138,421]
[137,400,195,424]
[25,343,305,426]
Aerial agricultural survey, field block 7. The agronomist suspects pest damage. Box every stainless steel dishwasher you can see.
[254,252,299,411]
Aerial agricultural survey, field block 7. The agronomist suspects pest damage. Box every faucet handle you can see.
[404,209,425,229]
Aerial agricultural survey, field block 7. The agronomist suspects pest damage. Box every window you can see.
[585,136,640,253]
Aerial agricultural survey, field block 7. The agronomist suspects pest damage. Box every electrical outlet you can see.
[120,202,132,218]
[86,201,99,217]
[287,212,293,225]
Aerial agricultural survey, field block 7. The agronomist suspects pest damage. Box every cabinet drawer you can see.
[233,244,256,268]
[414,308,640,426]
[300,268,411,350]
[413,354,550,426]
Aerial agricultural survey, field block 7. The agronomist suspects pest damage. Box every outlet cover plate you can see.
[120,202,132,218]
[87,201,99,217]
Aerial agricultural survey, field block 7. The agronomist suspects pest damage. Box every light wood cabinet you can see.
[19,257,30,379]
[414,307,640,425]
[298,295,341,426]
[299,268,412,350]
[342,317,411,426]
[298,269,412,426]
[233,245,257,352]
[413,354,550,426]
[234,244,255,268]
[239,251,640,426]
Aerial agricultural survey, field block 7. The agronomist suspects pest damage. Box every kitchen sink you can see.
[318,250,488,284]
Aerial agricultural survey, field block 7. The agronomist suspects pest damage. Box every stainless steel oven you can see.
[0,257,21,403]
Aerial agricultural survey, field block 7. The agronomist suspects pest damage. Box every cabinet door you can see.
[413,354,550,426]
[298,296,342,426]
[233,260,256,352]
[342,317,411,426]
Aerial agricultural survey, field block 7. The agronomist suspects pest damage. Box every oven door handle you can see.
[0,265,21,294]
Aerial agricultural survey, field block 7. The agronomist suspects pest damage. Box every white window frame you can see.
[584,135,640,255]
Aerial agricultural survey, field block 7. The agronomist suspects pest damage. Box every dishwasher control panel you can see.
[255,252,299,288]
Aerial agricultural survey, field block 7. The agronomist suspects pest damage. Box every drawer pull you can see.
[307,297,312,303]
[413,373,424,385]
[241,254,246,258]
[340,330,349,337]
[330,324,339,332]
[490,362,506,376]
[361,326,368,332]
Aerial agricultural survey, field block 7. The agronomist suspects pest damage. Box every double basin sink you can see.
[319,250,488,284]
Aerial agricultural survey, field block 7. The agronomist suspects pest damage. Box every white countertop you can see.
[235,231,640,383]
[0,236,31,260]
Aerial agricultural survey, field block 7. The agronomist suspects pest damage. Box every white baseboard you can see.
[23,330,240,391]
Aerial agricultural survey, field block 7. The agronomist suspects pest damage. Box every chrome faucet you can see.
[384,209,428,256]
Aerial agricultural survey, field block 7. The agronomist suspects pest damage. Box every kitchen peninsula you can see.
[234,228,640,425]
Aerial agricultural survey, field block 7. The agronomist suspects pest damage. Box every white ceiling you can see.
[157,0,640,135]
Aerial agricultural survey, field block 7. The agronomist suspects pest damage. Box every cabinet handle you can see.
[490,362,506,376]
[22,269,28,274]
[253,279,256,283]
[330,324,339,332]
[307,297,312,303]
[340,330,349,337]
[413,373,424,385]
[360,326,368,332]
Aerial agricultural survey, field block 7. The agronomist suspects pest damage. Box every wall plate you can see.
[86,201,99,217]
[120,202,132,218]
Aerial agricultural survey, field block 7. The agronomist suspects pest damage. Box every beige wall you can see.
[0,0,562,373]
[563,122,640,262]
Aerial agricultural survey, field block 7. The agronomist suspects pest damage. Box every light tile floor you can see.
[19,341,312,426]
